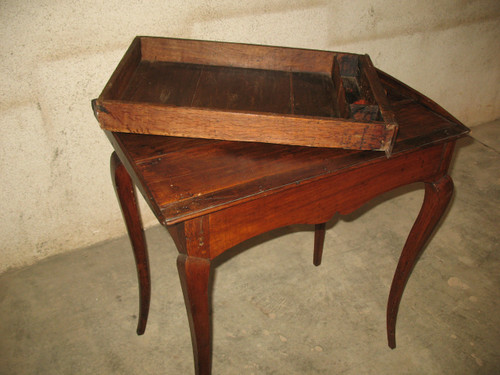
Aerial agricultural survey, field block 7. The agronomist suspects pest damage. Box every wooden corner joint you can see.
[381,122,399,158]
[91,98,110,122]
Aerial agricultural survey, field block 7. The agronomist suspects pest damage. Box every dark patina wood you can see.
[97,58,468,374]
[94,36,398,155]
[313,222,327,266]
[110,152,150,335]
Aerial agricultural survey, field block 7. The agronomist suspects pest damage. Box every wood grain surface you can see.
[95,36,400,153]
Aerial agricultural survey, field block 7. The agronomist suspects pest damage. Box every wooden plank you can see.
[139,141,320,206]
[120,61,338,117]
[191,65,291,114]
[136,141,366,220]
[117,134,223,164]
[140,36,335,74]
[120,61,203,106]
[96,100,389,151]
[392,101,457,141]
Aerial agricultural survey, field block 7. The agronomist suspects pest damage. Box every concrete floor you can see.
[1,120,499,375]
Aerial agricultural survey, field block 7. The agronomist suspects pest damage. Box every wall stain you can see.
[178,0,327,39]
[327,3,500,46]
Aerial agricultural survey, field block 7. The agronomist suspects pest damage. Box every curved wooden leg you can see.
[313,223,327,266]
[177,254,212,375]
[387,175,453,348]
[111,152,151,335]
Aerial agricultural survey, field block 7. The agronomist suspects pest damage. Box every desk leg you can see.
[111,152,151,335]
[313,223,326,266]
[387,175,453,349]
[177,254,212,375]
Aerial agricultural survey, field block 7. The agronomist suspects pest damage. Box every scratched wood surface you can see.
[120,61,337,117]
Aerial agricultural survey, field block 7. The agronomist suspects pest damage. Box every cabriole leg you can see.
[111,152,151,335]
[387,175,453,348]
[177,254,213,375]
[313,223,327,266]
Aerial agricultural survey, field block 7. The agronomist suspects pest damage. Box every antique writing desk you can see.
[100,66,468,374]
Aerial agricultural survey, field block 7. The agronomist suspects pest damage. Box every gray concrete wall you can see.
[1,0,499,273]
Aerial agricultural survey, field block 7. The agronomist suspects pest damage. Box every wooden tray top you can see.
[94,36,399,155]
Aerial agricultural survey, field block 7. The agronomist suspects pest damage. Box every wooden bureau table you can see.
[102,70,469,374]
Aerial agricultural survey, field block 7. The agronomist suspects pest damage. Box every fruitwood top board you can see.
[94,36,399,155]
